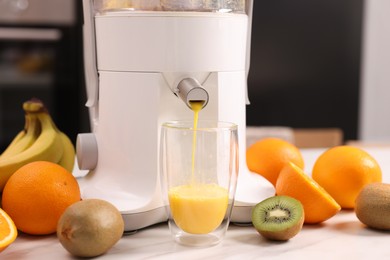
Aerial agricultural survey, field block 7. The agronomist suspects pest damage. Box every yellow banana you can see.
[57,131,75,172]
[44,107,76,173]
[0,130,25,158]
[23,98,45,113]
[0,112,63,191]
[1,99,44,158]
[0,113,40,159]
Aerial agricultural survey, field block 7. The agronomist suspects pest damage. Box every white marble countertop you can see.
[2,146,390,259]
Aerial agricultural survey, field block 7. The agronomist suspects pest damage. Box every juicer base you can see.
[121,207,168,232]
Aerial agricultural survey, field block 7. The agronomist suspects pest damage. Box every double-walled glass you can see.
[160,121,239,247]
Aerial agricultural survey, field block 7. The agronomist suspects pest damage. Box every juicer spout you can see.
[177,78,209,109]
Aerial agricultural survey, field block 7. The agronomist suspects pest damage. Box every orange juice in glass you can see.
[160,120,238,247]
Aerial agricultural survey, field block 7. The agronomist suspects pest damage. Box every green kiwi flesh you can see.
[251,195,304,241]
[355,182,390,230]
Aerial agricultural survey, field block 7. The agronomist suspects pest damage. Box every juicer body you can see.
[77,0,272,232]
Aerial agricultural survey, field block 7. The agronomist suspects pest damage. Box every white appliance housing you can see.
[359,0,390,142]
[77,0,273,232]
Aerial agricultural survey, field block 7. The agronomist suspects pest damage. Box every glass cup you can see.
[160,120,239,247]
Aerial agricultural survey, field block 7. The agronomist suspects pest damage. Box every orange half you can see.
[0,208,17,253]
[276,162,341,224]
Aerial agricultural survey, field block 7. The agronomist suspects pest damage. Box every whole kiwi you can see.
[355,182,390,230]
[251,195,304,241]
[57,199,124,257]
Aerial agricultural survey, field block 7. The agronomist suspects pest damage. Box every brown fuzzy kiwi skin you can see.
[57,199,124,257]
[355,182,390,230]
[257,215,304,241]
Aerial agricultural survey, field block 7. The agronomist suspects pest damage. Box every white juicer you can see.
[77,0,274,232]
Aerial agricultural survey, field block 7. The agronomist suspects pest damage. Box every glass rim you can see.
[161,120,237,131]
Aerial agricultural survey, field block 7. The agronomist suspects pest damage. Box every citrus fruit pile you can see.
[247,137,304,186]
[247,137,382,224]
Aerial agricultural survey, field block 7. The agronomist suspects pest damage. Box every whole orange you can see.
[246,137,304,186]
[276,162,341,224]
[312,146,382,209]
[1,161,81,235]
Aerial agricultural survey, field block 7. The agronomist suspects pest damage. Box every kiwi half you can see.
[251,195,304,241]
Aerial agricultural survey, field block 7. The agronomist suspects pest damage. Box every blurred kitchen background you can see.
[0,0,389,151]
[0,0,87,151]
[246,0,390,145]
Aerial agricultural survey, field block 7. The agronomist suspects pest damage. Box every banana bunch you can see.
[0,99,75,191]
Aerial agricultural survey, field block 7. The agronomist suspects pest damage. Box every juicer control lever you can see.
[177,78,209,109]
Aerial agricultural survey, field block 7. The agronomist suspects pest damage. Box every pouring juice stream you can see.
[189,101,203,181]
[168,101,229,234]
